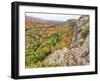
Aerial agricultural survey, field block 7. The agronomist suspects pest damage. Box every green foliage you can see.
[25,56,32,66]
[81,26,89,39]
[28,61,60,68]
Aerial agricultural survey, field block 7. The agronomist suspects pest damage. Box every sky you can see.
[26,12,81,21]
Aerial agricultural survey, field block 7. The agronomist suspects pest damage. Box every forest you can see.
[25,15,89,68]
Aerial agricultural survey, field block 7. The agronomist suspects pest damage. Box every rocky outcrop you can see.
[70,15,89,48]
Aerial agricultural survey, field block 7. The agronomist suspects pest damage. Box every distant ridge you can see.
[25,16,65,25]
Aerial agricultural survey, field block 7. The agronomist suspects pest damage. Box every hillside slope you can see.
[43,15,89,66]
[25,15,89,68]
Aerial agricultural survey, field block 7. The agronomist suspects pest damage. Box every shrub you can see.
[81,26,89,39]
[31,61,60,68]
